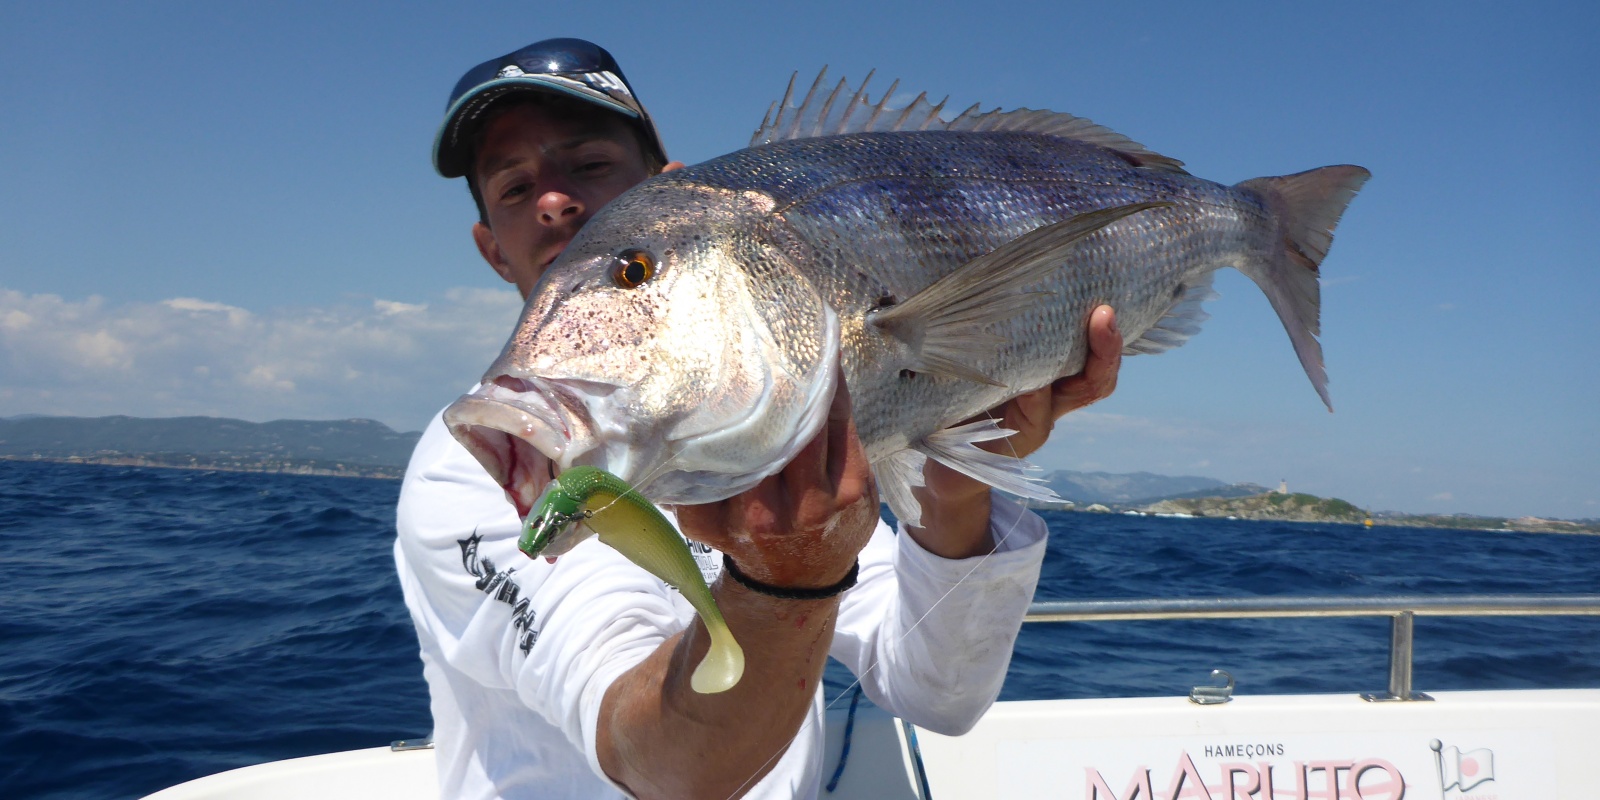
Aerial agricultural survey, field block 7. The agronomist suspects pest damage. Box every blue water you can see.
[2,461,1597,798]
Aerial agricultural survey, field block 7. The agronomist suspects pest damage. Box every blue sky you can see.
[2,1,1595,519]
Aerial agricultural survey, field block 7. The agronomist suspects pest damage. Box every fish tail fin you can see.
[1235,165,1370,412]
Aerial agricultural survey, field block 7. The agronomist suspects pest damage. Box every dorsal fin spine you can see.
[813,78,846,137]
[796,70,828,139]
[864,78,898,130]
[841,69,876,134]
[895,92,926,130]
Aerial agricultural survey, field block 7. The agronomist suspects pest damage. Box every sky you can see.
[1,1,1595,520]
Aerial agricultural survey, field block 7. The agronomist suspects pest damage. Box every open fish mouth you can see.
[442,376,603,518]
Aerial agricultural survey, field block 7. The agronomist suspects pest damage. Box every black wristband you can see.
[721,554,859,600]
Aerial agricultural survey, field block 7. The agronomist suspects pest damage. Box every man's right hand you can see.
[673,368,877,591]
[598,371,877,800]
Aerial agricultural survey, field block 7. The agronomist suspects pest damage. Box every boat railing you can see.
[1022,594,1600,701]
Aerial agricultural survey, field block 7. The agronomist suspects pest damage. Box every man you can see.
[396,37,1123,799]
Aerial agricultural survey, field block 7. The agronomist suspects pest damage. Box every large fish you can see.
[444,71,1369,537]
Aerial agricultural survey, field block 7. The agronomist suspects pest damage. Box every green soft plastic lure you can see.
[520,465,745,694]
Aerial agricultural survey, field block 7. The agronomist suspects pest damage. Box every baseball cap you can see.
[432,37,668,178]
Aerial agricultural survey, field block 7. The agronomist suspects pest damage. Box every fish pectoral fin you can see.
[870,203,1170,384]
[1124,272,1221,356]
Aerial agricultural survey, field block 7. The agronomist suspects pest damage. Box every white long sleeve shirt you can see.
[394,409,1047,799]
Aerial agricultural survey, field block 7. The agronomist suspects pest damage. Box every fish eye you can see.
[612,249,657,289]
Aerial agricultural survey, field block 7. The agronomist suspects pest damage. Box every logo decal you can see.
[1431,739,1495,796]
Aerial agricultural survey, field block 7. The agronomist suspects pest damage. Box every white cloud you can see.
[1430,491,1455,502]
[0,286,525,431]
[374,299,427,315]
[165,297,246,314]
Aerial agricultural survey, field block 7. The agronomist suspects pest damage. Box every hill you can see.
[1144,492,1368,523]
[1138,492,1600,535]
[0,415,420,478]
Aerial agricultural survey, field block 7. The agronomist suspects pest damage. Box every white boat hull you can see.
[145,687,1600,799]
[141,745,437,800]
[913,688,1599,799]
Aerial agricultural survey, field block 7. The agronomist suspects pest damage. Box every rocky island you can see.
[1137,492,1600,535]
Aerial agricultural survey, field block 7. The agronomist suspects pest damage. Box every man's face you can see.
[470,101,656,298]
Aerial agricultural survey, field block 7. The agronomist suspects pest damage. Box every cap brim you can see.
[432,76,643,178]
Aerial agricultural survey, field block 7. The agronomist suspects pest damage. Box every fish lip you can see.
[442,376,601,519]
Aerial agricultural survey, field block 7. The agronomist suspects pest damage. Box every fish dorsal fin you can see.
[751,68,1188,174]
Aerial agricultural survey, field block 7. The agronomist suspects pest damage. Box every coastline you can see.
[0,454,403,480]
[8,457,1592,533]
[1029,492,1600,535]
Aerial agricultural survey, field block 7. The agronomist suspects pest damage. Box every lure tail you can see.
[525,465,745,693]
[686,596,745,694]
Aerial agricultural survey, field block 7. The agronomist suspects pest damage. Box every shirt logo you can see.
[459,531,539,654]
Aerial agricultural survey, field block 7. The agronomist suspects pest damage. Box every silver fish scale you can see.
[666,130,1269,457]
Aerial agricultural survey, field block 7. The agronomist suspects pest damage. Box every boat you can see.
[145,593,1600,799]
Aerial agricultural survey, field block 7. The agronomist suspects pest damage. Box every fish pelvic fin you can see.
[870,202,1171,384]
[1236,165,1371,412]
[875,420,1063,529]
[921,419,1060,503]
[875,448,929,529]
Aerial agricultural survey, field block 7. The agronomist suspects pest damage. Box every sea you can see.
[3,460,1597,799]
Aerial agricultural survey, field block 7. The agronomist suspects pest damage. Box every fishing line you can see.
[580,450,686,519]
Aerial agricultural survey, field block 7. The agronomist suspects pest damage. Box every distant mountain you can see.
[0,415,421,477]
[1039,469,1268,506]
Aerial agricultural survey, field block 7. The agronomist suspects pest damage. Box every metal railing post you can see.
[1363,610,1430,702]
[1391,610,1415,699]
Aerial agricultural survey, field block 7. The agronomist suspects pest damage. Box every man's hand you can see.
[601,371,877,799]
[911,305,1123,557]
[673,368,878,590]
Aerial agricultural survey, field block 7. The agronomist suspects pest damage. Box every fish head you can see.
[445,178,839,518]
